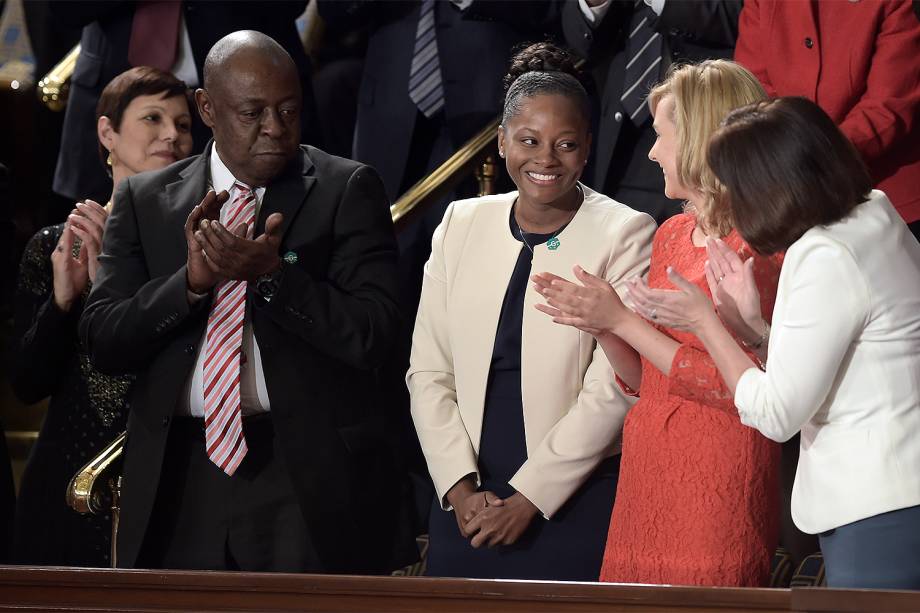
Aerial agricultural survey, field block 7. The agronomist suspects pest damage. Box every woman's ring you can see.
[650,308,658,320]
[717,274,725,283]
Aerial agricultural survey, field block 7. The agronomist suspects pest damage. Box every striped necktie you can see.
[202,183,256,476]
[408,0,445,118]
[620,1,663,126]
[127,0,182,71]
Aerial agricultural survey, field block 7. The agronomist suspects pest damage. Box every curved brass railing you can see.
[66,431,124,515]
[37,44,80,111]
[390,118,500,229]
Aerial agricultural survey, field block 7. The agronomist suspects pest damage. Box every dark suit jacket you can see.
[51,1,320,203]
[78,144,415,573]
[318,0,562,201]
[563,0,741,222]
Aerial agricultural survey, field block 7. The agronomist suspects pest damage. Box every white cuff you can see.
[645,0,666,16]
[578,0,611,27]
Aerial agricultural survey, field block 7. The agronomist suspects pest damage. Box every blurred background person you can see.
[640,96,920,590]
[408,43,655,581]
[735,0,920,238]
[9,66,193,566]
[534,60,781,586]
[563,0,742,224]
[49,1,320,206]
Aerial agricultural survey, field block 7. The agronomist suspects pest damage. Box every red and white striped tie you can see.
[203,183,256,476]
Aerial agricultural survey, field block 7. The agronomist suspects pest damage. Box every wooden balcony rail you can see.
[0,567,917,613]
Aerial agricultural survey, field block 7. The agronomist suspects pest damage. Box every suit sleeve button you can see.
[185,344,196,355]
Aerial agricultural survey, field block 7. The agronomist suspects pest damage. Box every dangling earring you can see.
[106,151,114,167]
[499,150,505,158]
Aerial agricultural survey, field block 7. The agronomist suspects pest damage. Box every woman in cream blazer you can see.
[407,41,655,582]
[409,186,654,580]
[630,98,920,589]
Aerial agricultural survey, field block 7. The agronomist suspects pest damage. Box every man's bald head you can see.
[195,31,302,187]
[203,31,298,96]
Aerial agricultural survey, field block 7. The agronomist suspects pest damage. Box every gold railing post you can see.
[37,43,80,111]
[475,154,498,197]
[110,476,121,568]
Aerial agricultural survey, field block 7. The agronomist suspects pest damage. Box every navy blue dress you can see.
[425,213,619,581]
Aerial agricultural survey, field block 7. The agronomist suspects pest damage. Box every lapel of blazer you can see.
[521,185,598,454]
[451,193,523,453]
[163,144,211,272]
[255,147,317,241]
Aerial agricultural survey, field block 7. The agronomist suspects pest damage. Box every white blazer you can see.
[735,191,920,534]
[407,186,656,518]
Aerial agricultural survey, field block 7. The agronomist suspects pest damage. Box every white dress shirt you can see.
[177,146,271,416]
[171,15,198,87]
[734,190,920,534]
[578,0,664,27]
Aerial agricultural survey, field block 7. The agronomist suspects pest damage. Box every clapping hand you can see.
[532,265,629,335]
[194,210,284,282]
[626,267,716,334]
[185,190,227,293]
[67,200,108,283]
[705,238,764,341]
[52,200,109,310]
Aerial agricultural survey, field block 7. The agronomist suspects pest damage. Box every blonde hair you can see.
[648,60,767,236]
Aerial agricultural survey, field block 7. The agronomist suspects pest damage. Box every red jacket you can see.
[735,0,920,223]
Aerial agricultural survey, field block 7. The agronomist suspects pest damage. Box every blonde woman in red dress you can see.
[533,60,783,586]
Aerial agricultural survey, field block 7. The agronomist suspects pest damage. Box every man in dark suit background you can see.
[50,1,321,205]
[564,0,741,223]
[79,31,414,573]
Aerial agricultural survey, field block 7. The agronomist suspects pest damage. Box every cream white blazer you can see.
[735,191,920,534]
[407,186,656,517]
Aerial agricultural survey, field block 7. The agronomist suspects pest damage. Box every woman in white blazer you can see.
[407,43,655,580]
[628,97,920,589]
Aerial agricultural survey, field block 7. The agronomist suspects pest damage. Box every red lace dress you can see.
[599,214,783,586]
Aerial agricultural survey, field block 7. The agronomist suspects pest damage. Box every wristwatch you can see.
[254,262,284,302]
[254,251,298,302]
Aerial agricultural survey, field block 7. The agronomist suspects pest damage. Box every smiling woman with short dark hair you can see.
[408,42,656,580]
[10,66,193,566]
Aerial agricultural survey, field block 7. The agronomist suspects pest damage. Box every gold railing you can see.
[66,431,125,515]
[37,43,80,111]
[390,118,500,229]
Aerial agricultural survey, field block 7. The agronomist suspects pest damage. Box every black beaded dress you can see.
[424,212,619,581]
[10,224,131,566]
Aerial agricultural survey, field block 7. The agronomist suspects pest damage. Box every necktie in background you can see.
[203,183,256,476]
[408,0,446,118]
[620,0,663,126]
[128,0,182,71]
